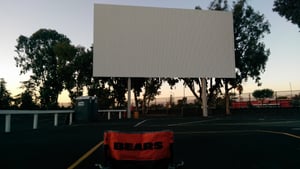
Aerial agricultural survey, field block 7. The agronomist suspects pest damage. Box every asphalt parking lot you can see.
[1,112,300,169]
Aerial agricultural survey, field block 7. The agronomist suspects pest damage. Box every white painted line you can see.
[215,120,300,126]
[167,118,220,127]
[175,130,255,135]
[257,130,300,140]
[175,129,300,140]
[134,120,147,127]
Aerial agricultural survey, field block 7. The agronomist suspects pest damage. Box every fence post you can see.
[54,113,58,126]
[5,114,11,133]
[108,112,111,120]
[33,114,38,129]
[119,111,122,119]
[69,113,73,125]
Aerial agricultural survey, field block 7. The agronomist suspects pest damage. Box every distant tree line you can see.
[0,78,12,109]
[2,0,298,113]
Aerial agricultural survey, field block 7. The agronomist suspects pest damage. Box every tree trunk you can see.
[142,92,146,114]
[134,90,139,112]
[225,82,231,115]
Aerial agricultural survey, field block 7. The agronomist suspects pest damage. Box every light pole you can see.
[289,82,293,98]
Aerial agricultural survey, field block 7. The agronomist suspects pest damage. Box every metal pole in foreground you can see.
[127,77,131,119]
[201,78,208,117]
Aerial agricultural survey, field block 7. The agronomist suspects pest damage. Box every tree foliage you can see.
[15,29,76,109]
[108,78,128,107]
[252,88,274,106]
[220,0,270,114]
[273,0,300,30]
[11,0,271,112]
[209,0,228,10]
[132,78,147,111]
[0,78,12,109]
[64,46,93,104]
[142,78,162,114]
[182,0,270,115]
[17,79,38,109]
[291,93,300,107]
[233,0,270,85]
[18,91,38,109]
[87,77,114,109]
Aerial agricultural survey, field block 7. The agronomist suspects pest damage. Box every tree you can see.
[15,29,76,109]
[64,46,92,104]
[224,0,270,114]
[17,79,38,109]
[108,78,128,107]
[170,3,231,112]
[209,0,228,10]
[68,46,128,108]
[88,77,114,109]
[132,78,147,112]
[0,78,12,109]
[273,0,300,30]
[190,0,270,115]
[142,78,162,114]
[252,88,274,106]
[291,93,300,107]
[18,91,38,109]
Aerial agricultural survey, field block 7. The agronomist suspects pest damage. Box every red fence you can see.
[231,99,292,109]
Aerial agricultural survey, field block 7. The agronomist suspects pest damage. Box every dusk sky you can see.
[0,0,299,102]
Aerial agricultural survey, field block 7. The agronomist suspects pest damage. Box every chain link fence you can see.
[147,90,300,108]
[58,90,300,112]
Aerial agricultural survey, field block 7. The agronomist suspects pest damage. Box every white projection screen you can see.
[94,4,235,78]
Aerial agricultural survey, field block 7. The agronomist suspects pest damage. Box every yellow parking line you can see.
[67,141,104,169]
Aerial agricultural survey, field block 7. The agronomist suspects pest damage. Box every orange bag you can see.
[104,130,174,161]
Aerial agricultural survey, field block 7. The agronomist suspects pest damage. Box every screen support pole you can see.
[127,77,132,118]
[201,78,208,117]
